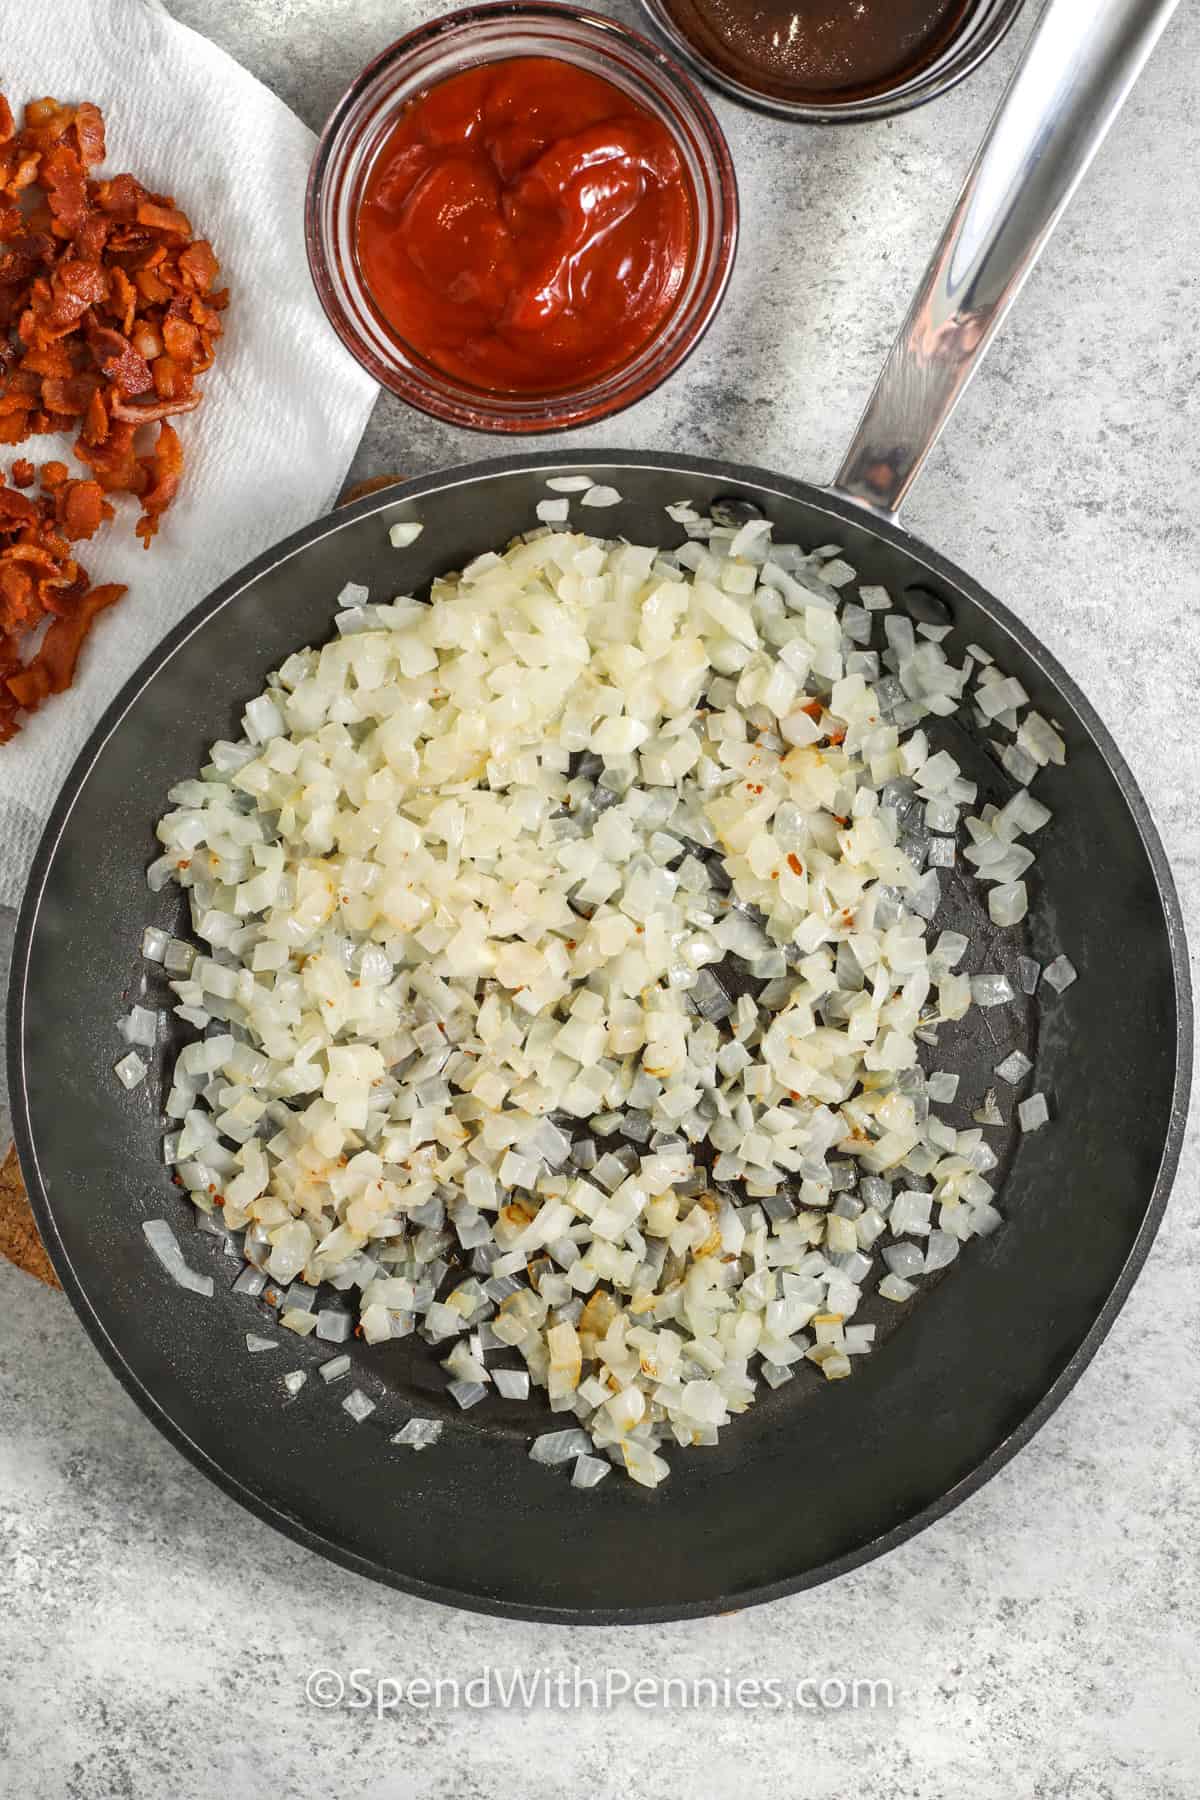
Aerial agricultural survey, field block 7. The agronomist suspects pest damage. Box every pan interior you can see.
[11,456,1186,1621]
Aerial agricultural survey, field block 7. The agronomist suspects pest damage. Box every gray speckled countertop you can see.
[3,3,1200,1796]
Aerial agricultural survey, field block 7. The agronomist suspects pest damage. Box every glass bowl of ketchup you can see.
[306,2,738,432]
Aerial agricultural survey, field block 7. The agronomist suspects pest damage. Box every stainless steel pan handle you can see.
[832,0,1180,520]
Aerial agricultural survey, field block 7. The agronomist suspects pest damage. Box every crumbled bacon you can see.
[0,92,226,740]
[135,421,183,546]
[42,143,88,235]
[0,461,127,740]
[71,103,106,169]
[6,581,126,717]
[57,478,112,541]
[74,417,139,490]
[0,90,224,510]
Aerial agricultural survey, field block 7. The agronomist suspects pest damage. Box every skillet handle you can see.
[831,0,1180,520]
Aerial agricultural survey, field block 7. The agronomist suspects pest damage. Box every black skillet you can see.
[7,0,1190,1622]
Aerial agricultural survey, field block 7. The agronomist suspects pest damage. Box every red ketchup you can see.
[355,57,695,395]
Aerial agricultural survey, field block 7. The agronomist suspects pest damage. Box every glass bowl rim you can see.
[635,0,1029,125]
[304,0,741,434]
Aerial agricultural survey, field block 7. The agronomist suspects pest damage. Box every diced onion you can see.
[147,496,1071,1486]
[142,1218,213,1296]
[392,1417,444,1449]
[114,1051,148,1089]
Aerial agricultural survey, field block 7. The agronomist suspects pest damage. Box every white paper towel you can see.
[0,0,378,906]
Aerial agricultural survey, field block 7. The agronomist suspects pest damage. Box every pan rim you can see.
[7,449,1192,1625]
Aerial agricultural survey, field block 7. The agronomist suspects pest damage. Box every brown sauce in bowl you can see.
[658,0,974,104]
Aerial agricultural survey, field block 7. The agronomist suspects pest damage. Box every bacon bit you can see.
[0,486,36,526]
[136,200,192,237]
[110,390,200,427]
[0,460,131,743]
[134,417,181,545]
[74,418,138,491]
[71,103,106,169]
[42,143,88,235]
[57,479,111,541]
[81,386,108,445]
[786,852,804,876]
[4,581,126,732]
[18,341,74,379]
[826,727,846,747]
[178,239,219,291]
[800,698,823,720]
[88,322,153,395]
[161,314,199,363]
[0,93,226,739]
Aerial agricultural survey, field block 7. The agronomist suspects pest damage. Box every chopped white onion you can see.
[1042,954,1078,994]
[114,1051,148,1090]
[494,1368,531,1400]
[120,1004,159,1048]
[530,1428,593,1464]
[392,1417,444,1450]
[148,500,1071,1486]
[571,1452,611,1489]
[448,1379,488,1410]
[988,880,1028,927]
[1018,1092,1051,1132]
[994,1050,1033,1085]
[142,1218,213,1296]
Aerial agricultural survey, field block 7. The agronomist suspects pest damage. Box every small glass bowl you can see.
[638,0,1027,125]
[306,2,739,433]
